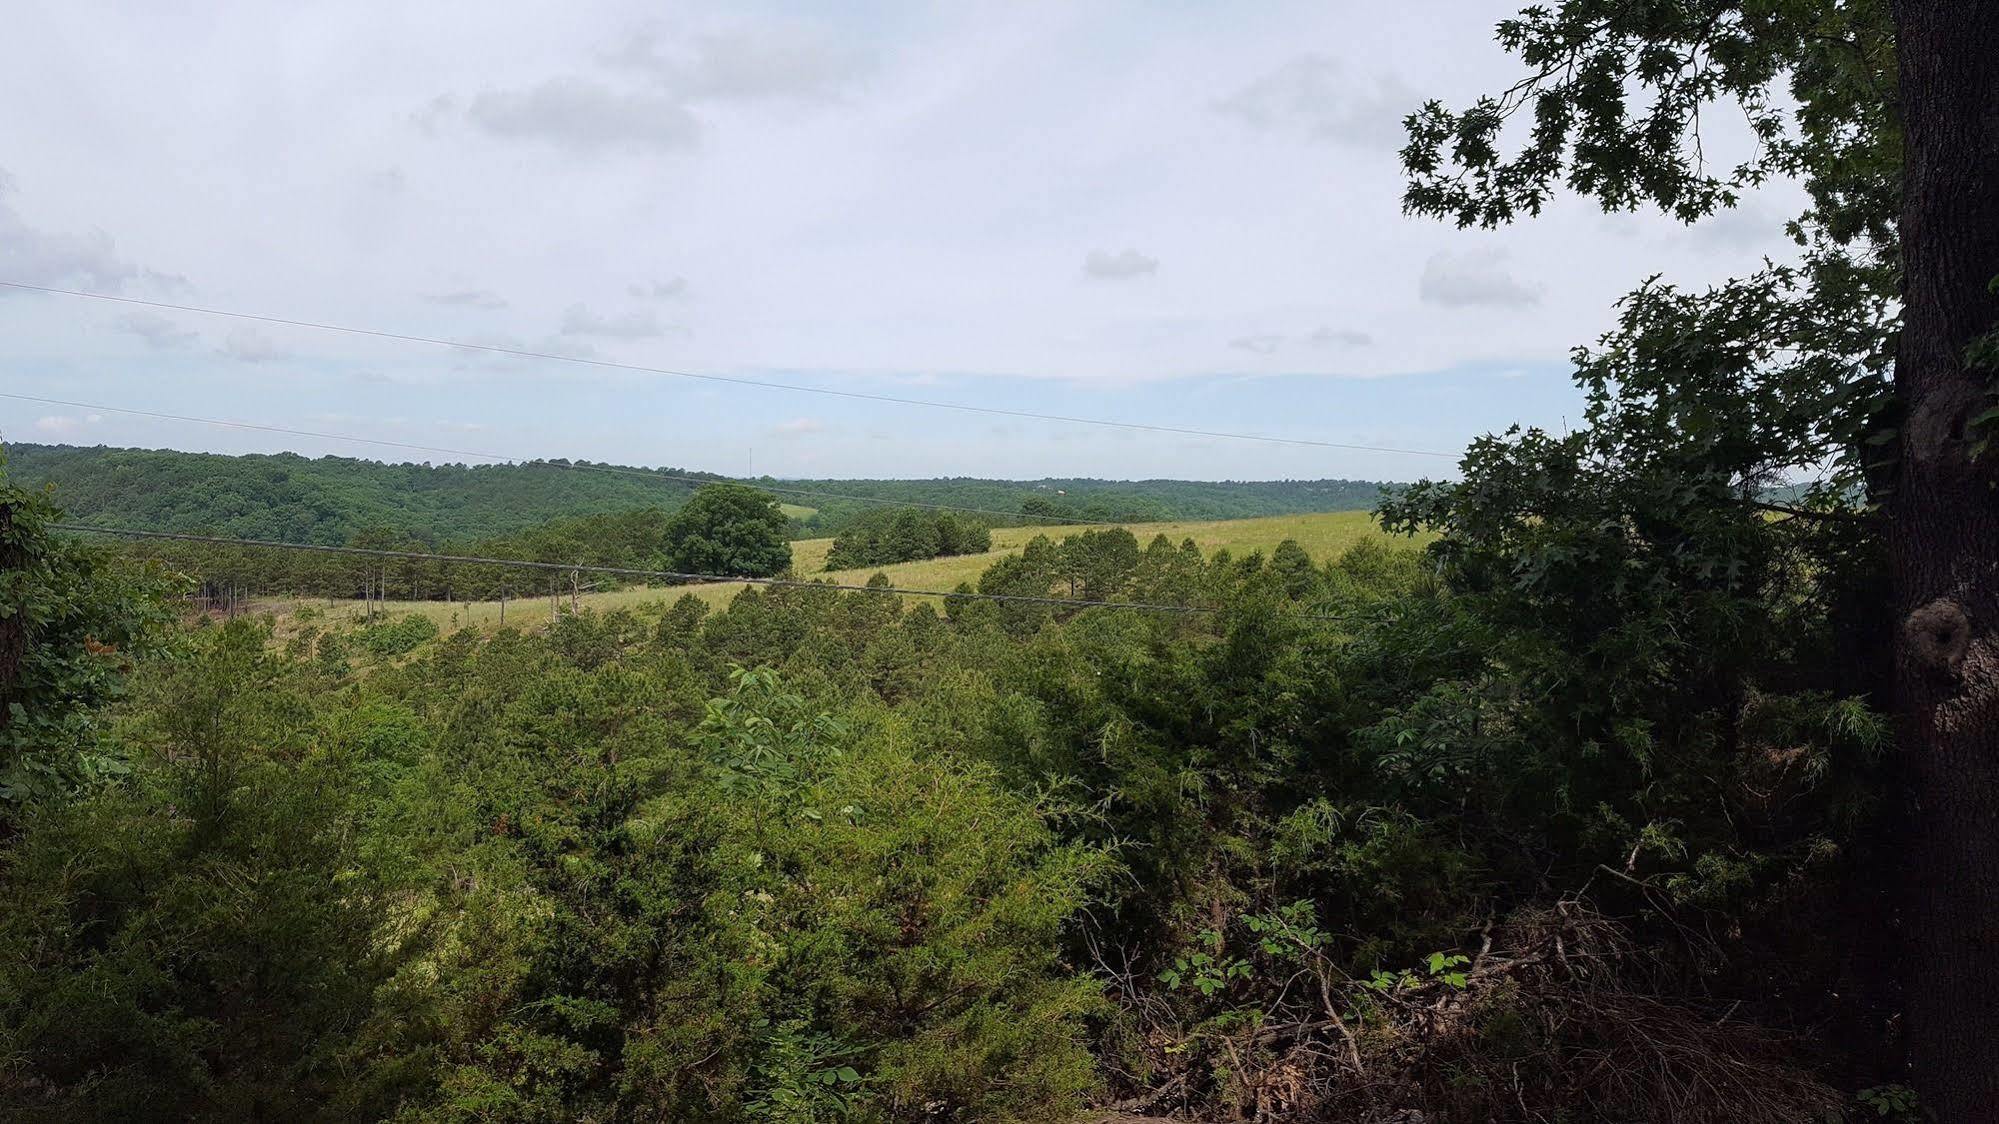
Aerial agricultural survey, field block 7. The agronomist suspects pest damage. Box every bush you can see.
[418,665,1106,1122]
[354,612,441,656]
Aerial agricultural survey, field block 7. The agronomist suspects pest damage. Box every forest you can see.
[0,459,1904,1122]
[1,443,1391,544]
[4,0,1999,1121]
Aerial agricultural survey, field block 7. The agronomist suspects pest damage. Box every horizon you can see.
[5,437,1412,489]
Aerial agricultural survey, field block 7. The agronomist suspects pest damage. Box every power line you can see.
[53,523,1359,622]
[0,280,1458,459]
[0,391,1132,529]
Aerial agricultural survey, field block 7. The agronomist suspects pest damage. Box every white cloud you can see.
[0,168,181,292]
[1309,326,1373,347]
[118,311,198,349]
[425,289,509,309]
[1686,201,1787,249]
[1419,249,1543,308]
[1083,248,1158,280]
[218,325,292,362]
[462,78,701,154]
[770,417,825,436]
[559,303,669,339]
[605,26,869,103]
[1229,334,1283,354]
[628,277,689,301]
[1214,54,1418,150]
[34,414,99,434]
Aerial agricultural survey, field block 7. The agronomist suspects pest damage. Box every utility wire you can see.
[0,280,1458,459]
[0,391,1133,529]
[53,523,1360,622]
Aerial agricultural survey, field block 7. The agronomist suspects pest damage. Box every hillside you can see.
[3,442,1398,543]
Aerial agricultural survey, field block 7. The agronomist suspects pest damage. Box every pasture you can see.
[275,509,1417,632]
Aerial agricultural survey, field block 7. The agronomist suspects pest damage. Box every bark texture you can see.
[0,502,23,733]
[1890,1,1999,1118]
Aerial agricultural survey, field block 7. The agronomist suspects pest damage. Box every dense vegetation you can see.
[0,454,1908,1121]
[2,443,712,545]
[821,510,991,571]
[6,0,1999,1116]
[3,443,1391,545]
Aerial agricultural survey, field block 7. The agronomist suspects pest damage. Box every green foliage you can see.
[1855,1084,1922,1122]
[0,622,430,1121]
[663,484,794,579]
[4,443,716,545]
[8,442,1395,546]
[822,509,990,571]
[354,612,442,656]
[0,457,1896,1119]
[0,462,181,814]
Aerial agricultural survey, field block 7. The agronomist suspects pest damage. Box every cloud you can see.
[1687,202,1786,250]
[1083,248,1158,280]
[1214,54,1417,150]
[1309,326,1372,347]
[770,417,825,436]
[34,414,100,434]
[448,330,602,368]
[559,303,668,339]
[119,311,198,349]
[605,27,869,103]
[425,289,509,309]
[1418,249,1542,308]
[461,78,701,154]
[217,325,292,362]
[1228,334,1283,354]
[0,168,183,292]
[438,26,865,159]
[628,277,689,301]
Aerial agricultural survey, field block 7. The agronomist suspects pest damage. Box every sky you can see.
[0,0,1801,484]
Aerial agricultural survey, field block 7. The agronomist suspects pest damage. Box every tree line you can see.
[4,442,1392,545]
[821,509,991,571]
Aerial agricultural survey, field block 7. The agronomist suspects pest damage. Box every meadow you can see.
[273,509,1411,631]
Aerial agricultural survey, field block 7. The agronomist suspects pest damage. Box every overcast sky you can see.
[0,0,1799,483]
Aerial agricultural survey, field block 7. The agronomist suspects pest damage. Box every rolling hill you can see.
[3,442,1401,543]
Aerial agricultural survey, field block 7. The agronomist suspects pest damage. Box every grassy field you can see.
[276,509,1418,633]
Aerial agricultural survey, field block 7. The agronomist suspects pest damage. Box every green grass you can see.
[778,504,818,519]
[272,510,1420,633]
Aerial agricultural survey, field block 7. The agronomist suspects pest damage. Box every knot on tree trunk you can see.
[1904,598,1972,673]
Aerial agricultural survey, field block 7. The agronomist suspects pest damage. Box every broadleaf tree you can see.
[1396,1,1998,1114]
[660,483,793,579]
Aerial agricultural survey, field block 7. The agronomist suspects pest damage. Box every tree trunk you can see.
[0,502,24,734]
[1890,1,1999,1116]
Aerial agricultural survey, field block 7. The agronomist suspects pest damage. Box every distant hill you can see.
[2,442,1398,544]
